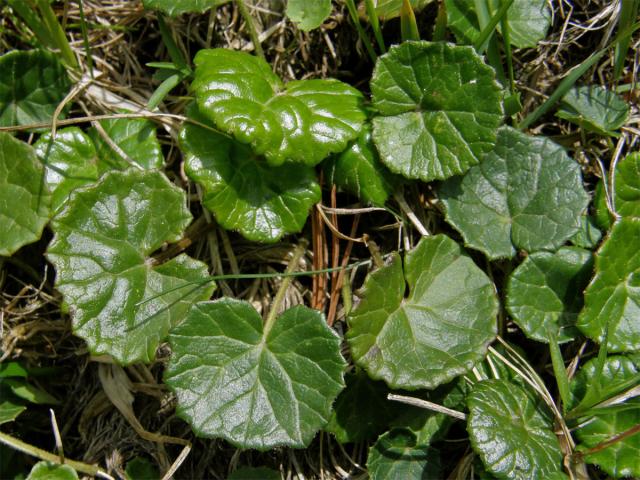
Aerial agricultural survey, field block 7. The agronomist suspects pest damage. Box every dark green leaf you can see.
[506,247,594,343]
[181,108,320,242]
[46,169,214,364]
[286,0,331,30]
[557,85,630,136]
[467,379,564,480]
[228,467,281,480]
[370,41,503,181]
[124,457,159,480]
[0,50,70,128]
[367,429,441,480]
[347,234,498,390]
[0,132,51,256]
[192,48,366,166]
[570,215,602,249]
[26,462,78,480]
[165,299,346,450]
[614,152,640,219]
[577,218,640,352]
[440,127,589,259]
[142,0,229,16]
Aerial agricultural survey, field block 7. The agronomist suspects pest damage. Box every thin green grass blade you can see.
[365,0,386,53]
[34,0,78,69]
[547,330,571,412]
[433,0,448,41]
[613,0,639,80]
[148,72,184,109]
[78,0,94,78]
[344,0,377,62]
[474,0,514,53]
[157,14,189,69]
[400,0,420,41]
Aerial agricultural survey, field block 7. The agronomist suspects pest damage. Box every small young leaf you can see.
[467,379,564,480]
[286,0,331,31]
[614,152,640,219]
[323,124,399,206]
[370,41,503,182]
[440,127,589,259]
[192,48,366,166]
[0,50,70,127]
[557,85,630,136]
[367,429,441,480]
[181,109,320,242]
[228,467,281,480]
[577,218,640,352]
[165,299,346,450]
[347,234,498,390]
[34,128,99,212]
[506,247,594,343]
[0,400,26,425]
[142,0,229,16]
[26,462,78,480]
[47,169,214,364]
[88,118,164,171]
[0,132,51,256]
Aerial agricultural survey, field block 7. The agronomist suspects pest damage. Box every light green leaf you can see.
[124,457,159,480]
[0,400,26,425]
[165,299,346,450]
[570,215,602,249]
[0,50,70,127]
[347,234,498,390]
[557,85,630,136]
[323,124,399,206]
[467,379,564,480]
[370,41,503,182]
[572,355,640,478]
[577,218,640,352]
[614,152,640,219]
[365,0,434,20]
[440,127,589,259]
[506,247,594,343]
[228,467,281,480]
[0,132,51,256]
[192,48,366,166]
[181,107,320,243]
[3,379,59,405]
[34,128,99,212]
[26,462,78,480]
[46,169,214,365]
[367,429,441,480]
[88,118,164,172]
[286,0,331,30]
[0,362,29,378]
[444,0,480,45]
[142,0,229,16]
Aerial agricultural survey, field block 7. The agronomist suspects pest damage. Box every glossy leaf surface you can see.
[467,379,563,480]
[0,132,51,256]
[181,110,320,242]
[192,48,366,166]
[577,218,640,352]
[557,85,630,136]
[0,50,70,127]
[286,0,331,30]
[323,124,398,206]
[367,429,441,480]
[570,215,602,249]
[614,152,640,219]
[370,41,503,181]
[165,299,346,450]
[142,0,229,16]
[26,462,78,480]
[506,247,593,343]
[47,169,214,364]
[347,234,498,390]
[34,128,99,212]
[440,127,589,259]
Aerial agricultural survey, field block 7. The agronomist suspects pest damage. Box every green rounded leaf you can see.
[124,457,159,480]
[88,118,164,171]
[34,128,99,212]
[557,85,630,136]
[577,218,640,352]
[46,169,214,364]
[506,247,594,343]
[181,110,320,243]
[0,132,51,256]
[286,0,331,30]
[192,48,366,166]
[614,152,640,219]
[26,462,78,480]
[370,41,503,182]
[165,299,346,450]
[142,0,229,16]
[0,50,70,127]
[467,379,564,480]
[347,234,498,390]
[323,124,399,206]
[367,429,441,480]
[440,127,589,259]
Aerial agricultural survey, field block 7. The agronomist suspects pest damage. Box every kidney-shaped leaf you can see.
[165,299,346,450]
[286,0,331,30]
[27,462,78,480]
[347,234,498,390]
[614,152,640,219]
[370,41,503,182]
[440,127,589,259]
[0,50,70,127]
[142,0,229,16]
[192,48,366,166]
[467,379,564,480]
[181,110,320,242]
[47,169,214,364]
[0,132,51,256]
[367,429,441,480]
[577,218,640,352]
[557,85,630,136]
[506,247,594,343]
